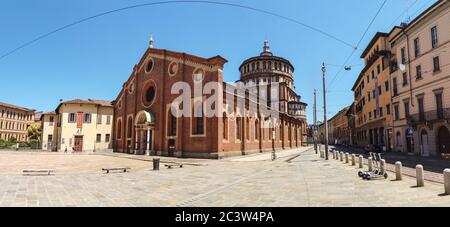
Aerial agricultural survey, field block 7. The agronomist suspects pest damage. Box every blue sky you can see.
[0,0,438,123]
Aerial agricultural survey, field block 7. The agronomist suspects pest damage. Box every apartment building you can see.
[351,27,402,151]
[390,0,450,157]
[40,99,113,152]
[0,102,35,142]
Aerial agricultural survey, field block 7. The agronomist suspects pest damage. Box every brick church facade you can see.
[112,38,308,159]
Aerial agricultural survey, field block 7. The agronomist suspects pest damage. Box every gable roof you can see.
[114,47,228,103]
[55,99,113,113]
[0,101,34,113]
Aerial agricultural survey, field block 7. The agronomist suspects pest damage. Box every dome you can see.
[238,41,295,89]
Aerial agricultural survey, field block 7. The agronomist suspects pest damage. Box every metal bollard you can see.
[395,162,403,181]
[359,155,363,168]
[444,169,450,195]
[351,154,356,166]
[153,158,160,171]
[368,157,373,172]
[416,165,424,187]
[345,153,349,164]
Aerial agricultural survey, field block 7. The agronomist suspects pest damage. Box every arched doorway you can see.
[437,126,450,156]
[420,130,429,157]
[405,129,414,154]
[396,132,401,152]
[135,111,156,155]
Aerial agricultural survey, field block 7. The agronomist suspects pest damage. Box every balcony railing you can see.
[407,108,450,125]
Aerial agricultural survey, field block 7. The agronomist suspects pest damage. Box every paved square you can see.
[1,147,450,207]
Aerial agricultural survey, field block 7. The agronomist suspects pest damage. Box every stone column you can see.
[134,130,139,155]
[146,128,151,156]
[140,130,145,155]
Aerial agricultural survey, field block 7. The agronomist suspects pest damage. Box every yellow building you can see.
[390,0,450,156]
[0,102,35,142]
[40,99,113,152]
[351,27,402,150]
[329,107,351,146]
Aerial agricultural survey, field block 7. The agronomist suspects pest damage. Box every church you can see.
[112,37,308,159]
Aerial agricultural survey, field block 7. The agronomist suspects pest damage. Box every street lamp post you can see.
[322,63,329,160]
[313,89,318,154]
[271,121,276,161]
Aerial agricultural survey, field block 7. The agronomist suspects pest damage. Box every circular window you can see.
[128,82,135,94]
[117,100,122,109]
[145,58,154,73]
[193,68,204,82]
[142,81,157,107]
[146,87,155,103]
[168,62,178,76]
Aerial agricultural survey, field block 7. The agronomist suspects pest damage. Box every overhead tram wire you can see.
[0,0,356,61]
[327,0,388,89]
[386,0,420,30]
[327,0,435,89]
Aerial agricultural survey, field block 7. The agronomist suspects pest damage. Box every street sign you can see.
[406,128,415,137]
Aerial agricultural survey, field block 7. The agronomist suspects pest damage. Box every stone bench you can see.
[102,167,130,174]
[165,164,183,169]
[23,169,55,176]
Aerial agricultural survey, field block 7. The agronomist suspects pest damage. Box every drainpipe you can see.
[401,26,415,155]
[94,105,99,153]
[386,38,394,152]
[401,27,414,107]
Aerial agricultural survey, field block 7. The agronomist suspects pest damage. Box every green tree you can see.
[27,123,42,149]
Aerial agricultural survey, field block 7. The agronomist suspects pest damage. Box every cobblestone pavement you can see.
[1,147,450,207]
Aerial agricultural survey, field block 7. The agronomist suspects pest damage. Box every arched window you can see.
[116,120,122,139]
[223,113,228,140]
[288,123,292,141]
[254,119,259,141]
[279,123,283,140]
[246,118,250,141]
[236,118,242,140]
[168,111,177,137]
[193,104,204,135]
[127,117,133,138]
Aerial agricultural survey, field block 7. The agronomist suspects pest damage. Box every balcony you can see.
[407,108,450,125]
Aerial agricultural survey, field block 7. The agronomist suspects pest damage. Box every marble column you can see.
[134,130,139,155]
[146,128,151,156]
